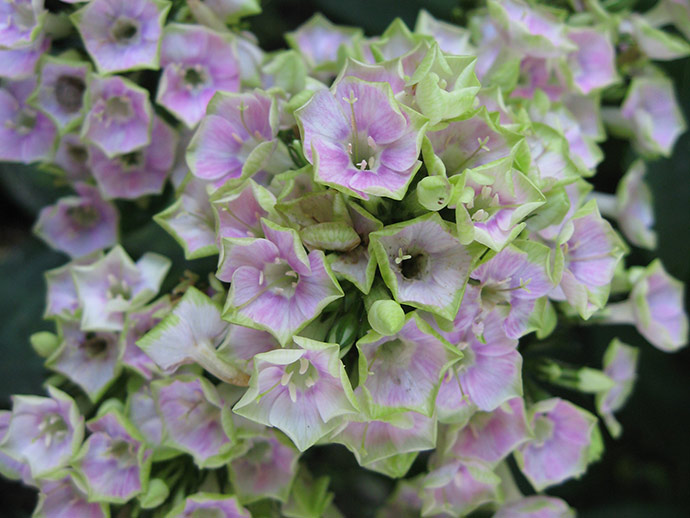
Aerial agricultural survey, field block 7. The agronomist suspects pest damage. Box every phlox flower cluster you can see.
[1,0,689,517]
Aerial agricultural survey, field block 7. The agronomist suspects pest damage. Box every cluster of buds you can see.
[1,0,689,517]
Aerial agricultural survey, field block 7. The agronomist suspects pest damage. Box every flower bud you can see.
[30,331,59,358]
[367,300,405,336]
[417,176,451,211]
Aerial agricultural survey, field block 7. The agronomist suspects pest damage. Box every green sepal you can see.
[138,478,169,509]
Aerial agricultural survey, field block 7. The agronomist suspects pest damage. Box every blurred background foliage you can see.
[0,0,688,516]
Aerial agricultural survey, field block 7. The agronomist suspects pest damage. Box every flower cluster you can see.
[1,1,689,517]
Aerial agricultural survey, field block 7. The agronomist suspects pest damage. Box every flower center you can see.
[55,75,86,113]
[394,248,429,280]
[183,65,207,89]
[66,143,88,164]
[107,274,132,301]
[107,439,138,468]
[244,439,271,464]
[190,509,225,518]
[467,185,499,222]
[66,204,100,228]
[15,108,37,134]
[533,415,555,446]
[36,413,68,448]
[105,96,133,121]
[83,332,110,358]
[342,91,378,170]
[111,17,140,43]
[280,357,320,402]
[261,258,299,297]
[119,151,144,170]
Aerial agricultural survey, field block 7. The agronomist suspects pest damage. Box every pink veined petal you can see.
[460,349,522,411]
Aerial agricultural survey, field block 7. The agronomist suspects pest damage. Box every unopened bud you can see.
[417,175,451,211]
[30,331,60,358]
[368,300,405,336]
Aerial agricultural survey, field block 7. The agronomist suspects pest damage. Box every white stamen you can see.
[258,271,264,285]
[288,382,297,402]
[231,132,243,144]
[281,370,293,386]
[285,270,297,278]
[347,142,353,155]
[299,357,309,375]
[472,209,489,222]
[367,136,377,150]
[357,159,367,170]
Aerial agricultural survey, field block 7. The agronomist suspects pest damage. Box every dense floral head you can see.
[1,3,689,518]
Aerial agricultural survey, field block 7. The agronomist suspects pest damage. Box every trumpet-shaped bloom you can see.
[454,157,545,250]
[295,77,427,200]
[155,175,217,259]
[356,313,457,417]
[370,213,474,320]
[0,387,83,478]
[228,433,299,504]
[471,242,553,339]
[565,27,617,95]
[34,476,108,518]
[33,183,118,258]
[621,76,686,157]
[137,286,249,385]
[52,133,91,184]
[449,397,530,464]
[152,376,235,467]
[44,254,101,320]
[218,220,343,345]
[0,0,45,49]
[615,160,657,249]
[0,35,49,80]
[158,23,240,128]
[424,109,522,175]
[436,307,522,413]
[72,245,170,332]
[0,411,32,483]
[0,78,56,163]
[606,260,689,352]
[553,202,626,319]
[34,57,90,132]
[493,496,575,518]
[89,116,177,199]
[81,75,153,158]
[421,459,501,517]
[213,179,275,243]
[516,398,598,490]
[72,0,170,74]
[74,410,151,503]
[233,337,358,451]
[46,321,121,402]
[286,14,362,74]
[121,297,171,379]
[167,493,251,518]
[487,0,575,58]
[187,90,283,185]
[331,408,437,477]
[596,339,639,438]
